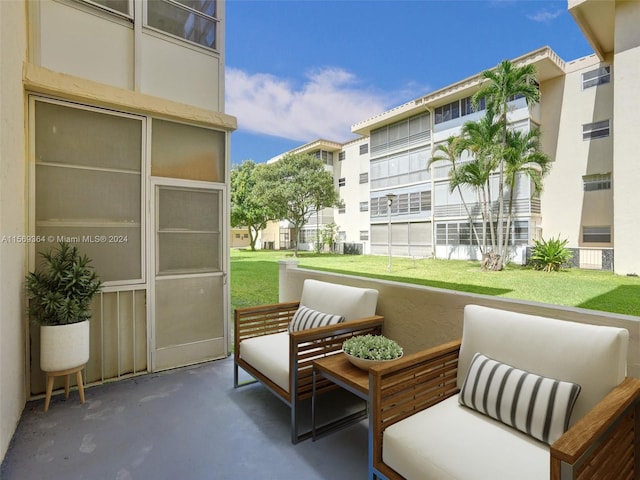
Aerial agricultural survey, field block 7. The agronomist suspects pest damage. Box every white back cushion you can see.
[458,304,628,427]
[299,279,378,321]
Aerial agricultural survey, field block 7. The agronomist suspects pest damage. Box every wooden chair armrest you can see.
[234,301,300,353]
[289,315,384,401]
[551,377,640,466]
[369,339,461,475]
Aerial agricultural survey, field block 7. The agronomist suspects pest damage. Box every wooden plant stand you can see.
[44,365,86,412]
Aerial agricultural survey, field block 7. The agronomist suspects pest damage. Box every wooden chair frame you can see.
[234,301,383,443]
[368,339,640,480]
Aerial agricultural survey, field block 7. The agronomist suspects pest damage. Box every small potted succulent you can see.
[342,334,403,370]
[26,242,102,373]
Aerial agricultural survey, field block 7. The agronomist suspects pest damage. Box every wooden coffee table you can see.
[311,353,369,439]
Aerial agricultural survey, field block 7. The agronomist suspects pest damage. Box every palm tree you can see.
[457,111,503,258]
[502,128,551,258]
[470,60,541,270]
[429,137,484,252]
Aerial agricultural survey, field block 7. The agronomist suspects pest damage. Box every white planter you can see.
[40,321,90,372]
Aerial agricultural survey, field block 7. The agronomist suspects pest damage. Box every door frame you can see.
[148,176,228,372]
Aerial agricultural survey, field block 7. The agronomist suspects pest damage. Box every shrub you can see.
[529,236,573,272]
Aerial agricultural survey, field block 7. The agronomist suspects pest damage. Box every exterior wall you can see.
[1,0,234,462]
[0,0,28,461]
[333,138,371,253]
[369,112,433,258]
[31,0,223,111]
[612,1,640,275]
[540,55,614,249]
[278,261,640,377]
[230,228,251,248]
[431,101,536,265]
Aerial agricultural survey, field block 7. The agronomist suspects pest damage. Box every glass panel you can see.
[155,276,223,348]
[36,165,140,223]
[157,187,220,275]
[147,0,217,50]
[151,119,225,182]
[158,232,219,273]
[35,101,141,172]
[87,0,131,15]
[35,226,141,282]
[159,188,218,231]
[34,100,143,283]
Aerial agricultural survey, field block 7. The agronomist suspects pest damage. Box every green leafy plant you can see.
[529,236,573,272]
[342,334,403,361]
[26,242,102,326]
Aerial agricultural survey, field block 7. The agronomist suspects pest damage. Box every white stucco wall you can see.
[0,0,28,461]
[539,54,614,248]
[612,1,640,275]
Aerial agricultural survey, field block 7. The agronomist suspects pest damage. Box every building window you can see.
[360,230,369,241]
[235,234,240,239]
[313,150,334,166]
[338,151,346,161]
[582,120,610,140]
[338,206,346,214]
[583,173,611,191]
[434,100,460,124]
[338,177,346,187]
[583,226,611,243]
[360,144,369,155]
[359,172,369,184]
[359,201,368,212]
[147,0,218,51]
[83,0,131,16]
[582,66,611,90]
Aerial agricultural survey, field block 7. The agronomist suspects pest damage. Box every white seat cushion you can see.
[240,332,290,393]
[383,395,549,480]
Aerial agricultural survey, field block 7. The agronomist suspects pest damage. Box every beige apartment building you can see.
[266,0,640,276]
[1,0,235,460]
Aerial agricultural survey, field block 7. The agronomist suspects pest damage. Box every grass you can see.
[230,249,640,317]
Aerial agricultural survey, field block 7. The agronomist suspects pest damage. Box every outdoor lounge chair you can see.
[234,278,383,443]
[369,304,640,480]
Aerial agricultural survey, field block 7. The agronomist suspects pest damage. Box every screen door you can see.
[151,182,227,370]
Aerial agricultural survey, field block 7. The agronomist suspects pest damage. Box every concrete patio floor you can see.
[1,356,369,480]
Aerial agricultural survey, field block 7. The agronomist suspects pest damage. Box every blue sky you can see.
[225,0,595,165]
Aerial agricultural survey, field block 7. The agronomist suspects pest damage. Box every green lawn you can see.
[230,249,640,317]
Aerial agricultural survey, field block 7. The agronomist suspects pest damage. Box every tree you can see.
[468,59,542,270]
[503,127,550,250]
[252,153,342,257]
[430,136,486,253]
[230,160,277,251]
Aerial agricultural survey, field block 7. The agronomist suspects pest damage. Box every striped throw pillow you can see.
[459,352,581,445]
[289,305,345,333]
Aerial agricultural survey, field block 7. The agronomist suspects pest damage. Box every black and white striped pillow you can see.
[459,352,581,445]
[289,305,345,333]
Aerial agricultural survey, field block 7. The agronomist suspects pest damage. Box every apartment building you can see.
[1,0,235,459]
[267,0,640,277]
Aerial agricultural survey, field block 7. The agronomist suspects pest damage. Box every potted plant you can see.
[342,334,403,370]
[26,242,102,373]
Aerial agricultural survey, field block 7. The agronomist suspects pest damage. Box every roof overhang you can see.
[352,46,566,136]
[568,0,615,60]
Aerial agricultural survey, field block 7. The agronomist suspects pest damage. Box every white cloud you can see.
[225,67,395,142]
[527,8,563,23]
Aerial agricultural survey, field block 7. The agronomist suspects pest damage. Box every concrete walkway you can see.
[1,356,368,480]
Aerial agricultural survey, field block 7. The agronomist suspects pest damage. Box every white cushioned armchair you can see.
[234,279,383,443]
[369,304,640,480]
